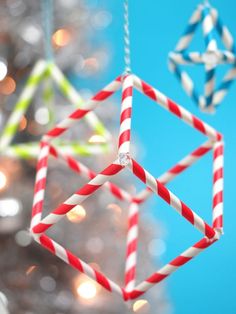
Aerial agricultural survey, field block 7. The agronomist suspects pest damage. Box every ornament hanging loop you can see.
[124,0,131,74]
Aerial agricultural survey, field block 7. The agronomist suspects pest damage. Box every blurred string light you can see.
[0,171,7,190]
[0,198,21,217]
[77,281,97,300]
[66,205,86,223]
[35,107,50,125]
[21,23,42,45]
[19,115,27,131]
[74,274,100,301]
[0,60,8,81]
[88,134,106,144]
[133,299,150,313]
[52,28,72,47]
[0,76,16,95]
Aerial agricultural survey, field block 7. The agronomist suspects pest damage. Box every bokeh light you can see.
[148,238,166,257]
[0,76,16,95]
[40,276,56,292]
[66,205,86,223]
[0,60,7,81]
[35,107,50,125]
[0,171,7,190]
[15,230,32,247]
[19,115,27,131]
[133,299,150,313]
[0,198,21,217]
[76,281,97,300]
[53,28,72,47]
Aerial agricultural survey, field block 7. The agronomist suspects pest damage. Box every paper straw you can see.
[202,5,217,108]
[118,75,133,158]
[30,141,50,230]
[133,140,213,203]
[42,67,55,128]
[32,160,124,234]
[128,237,217,299]
[48,143,132,203]
[124,202,139,292]
[133,75,222,141]
[47,62,112,141]
[128,158,216,239]
[212,141,224,231]
[175,4,203,53]
[3,141,109,159]
[34,233,126,299]
[169,51,236,65]
[43,75,122,142]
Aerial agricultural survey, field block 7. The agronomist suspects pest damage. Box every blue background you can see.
[87,1,235,313]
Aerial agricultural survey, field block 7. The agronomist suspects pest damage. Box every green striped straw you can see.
[4,141,109,159]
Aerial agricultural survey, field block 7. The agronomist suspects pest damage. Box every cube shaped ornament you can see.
[30,73,224,301]
[169,2,236,112]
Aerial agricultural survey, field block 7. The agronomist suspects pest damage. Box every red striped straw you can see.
[124,202,139,292]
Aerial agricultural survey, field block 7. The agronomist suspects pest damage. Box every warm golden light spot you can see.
[133,299,149,312]
[66,205,86,223]
[74,274,100,301]
[52,29,72,47]
[77,281,97,300]
[19,115,27,131]
[0,76,16,95]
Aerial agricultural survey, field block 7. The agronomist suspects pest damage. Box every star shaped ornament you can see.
[30,73,224,301]
[0,60,111,159]
[169,2,236,113]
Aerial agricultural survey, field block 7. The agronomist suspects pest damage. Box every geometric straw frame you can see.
[169,2,236,113]
[0,59,111,159]
[30,74,224,300]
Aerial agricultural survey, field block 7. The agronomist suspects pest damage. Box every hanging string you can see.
[41,0,54,60]
[124,0,131,73]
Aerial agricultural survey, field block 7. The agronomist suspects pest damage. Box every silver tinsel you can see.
[0,1,171,313]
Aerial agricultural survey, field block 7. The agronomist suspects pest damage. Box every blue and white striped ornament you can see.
[168,2,236,113]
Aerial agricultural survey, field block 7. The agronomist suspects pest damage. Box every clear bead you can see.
[118,152,130,166]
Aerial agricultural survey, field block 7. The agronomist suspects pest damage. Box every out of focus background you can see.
[0,0,235,313]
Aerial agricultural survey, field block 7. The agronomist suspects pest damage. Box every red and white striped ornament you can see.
[30,73,224,301]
